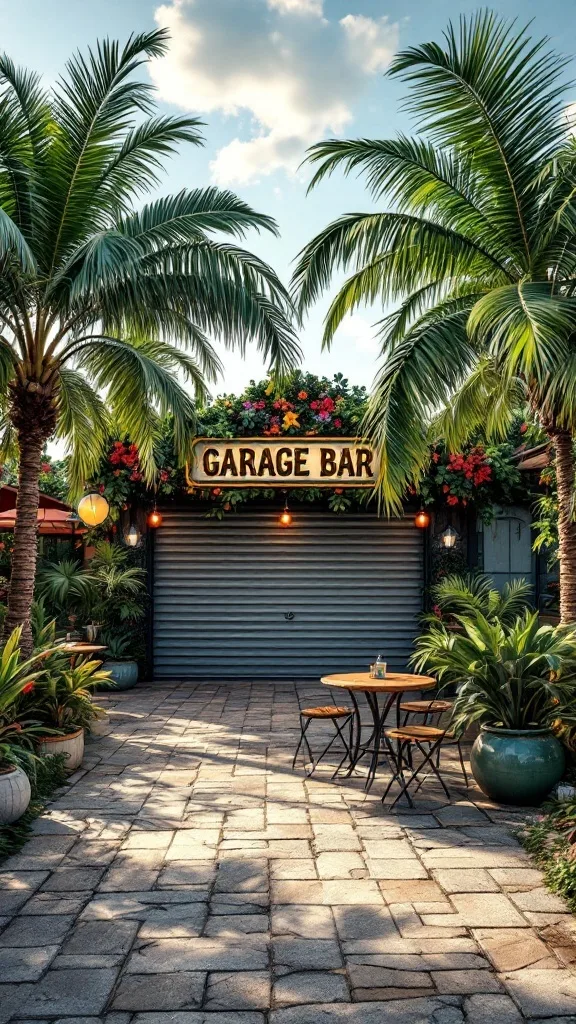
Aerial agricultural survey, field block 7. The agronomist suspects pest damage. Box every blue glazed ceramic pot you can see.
[100,660,139,691]
[470,725,565,806]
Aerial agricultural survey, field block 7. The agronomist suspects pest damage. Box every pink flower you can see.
[333,418,342,428]
[243,401,253,409]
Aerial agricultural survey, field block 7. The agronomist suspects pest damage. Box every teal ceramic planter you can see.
[99,660,139,691]
[471,726,565,806]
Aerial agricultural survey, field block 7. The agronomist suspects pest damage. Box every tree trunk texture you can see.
[5,383,57,654]
[551,429,576,624]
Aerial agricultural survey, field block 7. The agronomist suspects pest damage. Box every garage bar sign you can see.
[187,437,379,488]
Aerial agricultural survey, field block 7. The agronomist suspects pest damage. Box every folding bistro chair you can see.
[399,697,469,787]
[292,704,354,778]
[381,724,452,809]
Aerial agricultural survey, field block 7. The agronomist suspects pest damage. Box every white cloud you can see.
[336,314,379,354]
[267,0,323,14]
[151,0,398,184]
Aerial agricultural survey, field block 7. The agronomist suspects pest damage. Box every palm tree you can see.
[293,11,576,622]
[0,30,299,650]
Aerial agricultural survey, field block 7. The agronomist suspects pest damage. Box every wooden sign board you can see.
[186,437,379,488]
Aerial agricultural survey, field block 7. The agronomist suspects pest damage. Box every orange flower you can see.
[298,390,308,400]
[269,423,281,435]
[283,411,300,429]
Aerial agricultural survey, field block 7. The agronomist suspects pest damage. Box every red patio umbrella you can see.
[0,507,87,536]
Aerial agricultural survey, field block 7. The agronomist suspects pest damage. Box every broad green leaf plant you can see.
[413,611,576,734]
[293,11,576,622]
[0,30,299,650]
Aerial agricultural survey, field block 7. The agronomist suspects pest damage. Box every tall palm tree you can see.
[293,11,576,622]
[0,30,299,650]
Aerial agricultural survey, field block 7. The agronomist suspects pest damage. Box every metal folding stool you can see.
[381,724,452,809]
[292,705,354,778]
[399,698,469,787]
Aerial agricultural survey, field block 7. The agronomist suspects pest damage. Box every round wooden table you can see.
[321,671,436,790]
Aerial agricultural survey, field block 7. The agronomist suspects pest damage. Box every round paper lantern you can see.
[77,492,110,527]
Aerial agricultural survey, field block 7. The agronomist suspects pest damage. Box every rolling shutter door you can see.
[153,509,423,678]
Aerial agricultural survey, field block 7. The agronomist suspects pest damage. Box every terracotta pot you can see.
[38,728,85,771]
[0,766,31,823]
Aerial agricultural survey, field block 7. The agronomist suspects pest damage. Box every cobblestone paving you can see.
[1,681,576,1023]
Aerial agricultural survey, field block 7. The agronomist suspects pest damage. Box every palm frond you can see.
[431,356,524,450]
[55,368,110,497]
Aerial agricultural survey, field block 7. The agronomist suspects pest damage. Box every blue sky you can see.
[2,0,574,395]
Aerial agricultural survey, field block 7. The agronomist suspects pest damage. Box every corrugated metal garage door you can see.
[153,510,423,678]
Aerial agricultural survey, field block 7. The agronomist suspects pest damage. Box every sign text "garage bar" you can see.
[187,438,380,488]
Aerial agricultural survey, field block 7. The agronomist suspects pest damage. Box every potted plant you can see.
[413,609,576,805]
[99,632,139,691]
[29,650,110,771]
[0,628,47,823]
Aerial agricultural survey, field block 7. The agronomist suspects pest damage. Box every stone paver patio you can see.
[1,680,576,1023]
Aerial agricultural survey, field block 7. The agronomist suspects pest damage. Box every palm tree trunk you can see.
[5,383,57,655]
[5,429,44,651]
[551,429,576,624]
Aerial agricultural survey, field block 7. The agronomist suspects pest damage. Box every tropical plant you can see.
[101,631,134,661]
[412,611,576,734]
[0,30,299,652]
[428,573,533,626]
[36,560,95,620]
[293,11,576,622]
[88,542,146,625]
[27,653,109,733]
[0,626,50,771]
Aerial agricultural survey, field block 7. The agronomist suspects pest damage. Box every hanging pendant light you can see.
[124,523,140,547]
[279,499,292,527]
[414,509,430,529]
[147,505,163,528]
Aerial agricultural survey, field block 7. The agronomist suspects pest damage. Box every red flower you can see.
[160,469,170,482]
[129,471,142,482]
[447,494,459,506]
[442,484,450,493]
[309,400,319,411]
[334,487,343,494]
[22,682,34,694]
[98,484,105,494]
[212,487,222,497]
[520,422,528,434]
[41,462,52,474]
[333,418,342,428]
[298,390,308,400]
[432,452,440,463]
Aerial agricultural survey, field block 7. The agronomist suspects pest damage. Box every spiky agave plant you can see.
[0,31,300,651]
